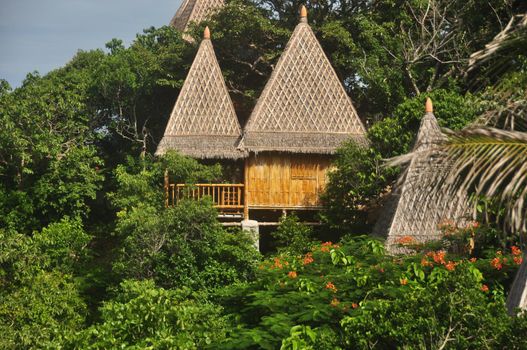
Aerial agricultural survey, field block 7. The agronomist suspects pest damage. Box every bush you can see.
[113,199,260,290]
[72,279,229,349]
[321,142,392,234]
[271,214,315,255]
[214,236,526,349]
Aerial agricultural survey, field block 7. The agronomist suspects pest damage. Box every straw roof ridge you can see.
[241,19,367,153]
[373,109,471,254]
[170,0,224,32]
[156,37,245,159]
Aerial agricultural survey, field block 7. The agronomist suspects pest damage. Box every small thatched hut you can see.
[170,0,224,33]
[373,99,470,253]
[156,27,244,160]
[238,6,367,212]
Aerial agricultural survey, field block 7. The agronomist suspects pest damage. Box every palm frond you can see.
[442,127,527,233]
[468,13,527,71]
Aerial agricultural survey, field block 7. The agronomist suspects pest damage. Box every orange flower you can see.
[274,259,284,269]
[445,261,456,271]
[321,241,333,247]
[469,257,477,263]
[467,221,479,229]
[421,257,432,267]
[491,257,503,270]
[288,271,297,279]
[330,298,340,307]
[303,253,314,265]
[481,284,489,292]
[321,246,330,253]
[379,268,385,273]
[351,302,359,309]
[400,278,408,285]
[512,246,522,256]
[514,256,523,265]
[397,236,415,245]
[325,282,337,292]
[428,251,446,265]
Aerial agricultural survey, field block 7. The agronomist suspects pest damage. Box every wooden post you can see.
[244,158,249,220]
[164,169,169,208]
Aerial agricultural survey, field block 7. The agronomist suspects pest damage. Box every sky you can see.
[0,0,182,88]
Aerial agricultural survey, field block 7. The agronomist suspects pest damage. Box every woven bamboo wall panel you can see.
[246,153,330,208]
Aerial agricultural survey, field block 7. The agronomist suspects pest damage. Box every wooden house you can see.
[157,7,367,222]
[238,6,367,217]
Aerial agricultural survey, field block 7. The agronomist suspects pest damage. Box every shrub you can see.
[113,199,260,290]
[72,279,229,349]
[271,214,315,255]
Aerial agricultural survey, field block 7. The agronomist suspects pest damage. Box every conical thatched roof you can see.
[374,99,471,253]
[170,0,224,32]
[156,28,244,159]
[239,7,367,154]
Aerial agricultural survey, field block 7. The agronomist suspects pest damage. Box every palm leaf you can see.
[442,127,527,234]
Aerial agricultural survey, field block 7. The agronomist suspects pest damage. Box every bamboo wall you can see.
[246,153,331,208]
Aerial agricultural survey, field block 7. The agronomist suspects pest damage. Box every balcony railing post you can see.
[164,169,169,208]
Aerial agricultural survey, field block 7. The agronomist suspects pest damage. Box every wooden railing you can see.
[165,183,245,216]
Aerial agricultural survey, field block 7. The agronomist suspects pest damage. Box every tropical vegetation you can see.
[1,0,527,348]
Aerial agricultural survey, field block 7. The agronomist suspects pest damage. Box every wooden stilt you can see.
[244,158,249,220]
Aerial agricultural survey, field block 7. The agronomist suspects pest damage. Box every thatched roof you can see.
[170,0,224,32]
[373,99,471,253]
[156,28,245,159]
[239,6,367,154]
[507,258,527,314]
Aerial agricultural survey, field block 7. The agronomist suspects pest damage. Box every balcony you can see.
[165,183,245,218]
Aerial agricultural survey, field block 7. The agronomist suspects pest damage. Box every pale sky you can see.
[0,0,182,88]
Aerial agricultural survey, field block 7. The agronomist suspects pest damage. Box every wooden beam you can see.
[164,169,169,208]
[244,158,249,220]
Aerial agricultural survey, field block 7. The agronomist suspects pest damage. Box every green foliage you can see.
[109,152,222,211]
[114,199,260,290]
[33,146,103,223]
[322,142,393,233]
[73,279,228,349]
[215,236,526,349]
[33,217,92,273]
[272,214,315,255]
[370,89,478,157]
[0,271,87,349]
[0,226,89,349]
[0,2,525,348]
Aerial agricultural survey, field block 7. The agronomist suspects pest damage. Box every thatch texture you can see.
[507,257,527,314]
[239,12,367,154]
[156,34,245,159]
[374,105,471,253]
[170,0,224,32]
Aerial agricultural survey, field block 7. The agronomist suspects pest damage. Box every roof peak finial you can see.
[425,97,433,113]
[203,26,211,40]
[299,5,307,23]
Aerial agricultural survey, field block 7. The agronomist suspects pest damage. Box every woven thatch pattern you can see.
[375,112,470,253]
[240,21,367,153]
[170,0,224,31]
[156,38,244,159]
[507,258,527,314]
